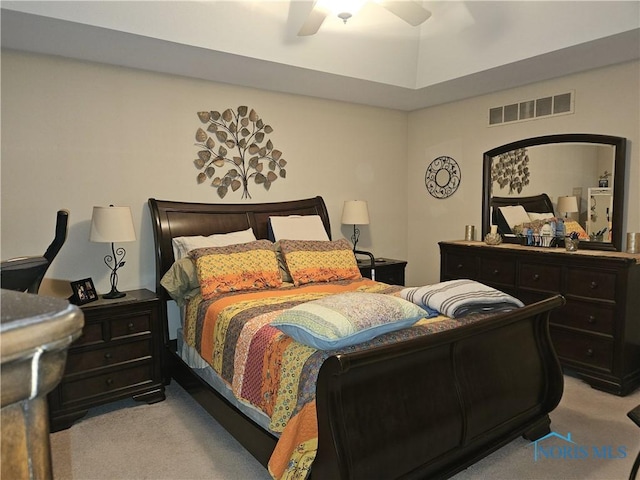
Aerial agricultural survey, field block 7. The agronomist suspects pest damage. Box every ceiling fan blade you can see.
[379,1,432,26]
[298,3,329,36]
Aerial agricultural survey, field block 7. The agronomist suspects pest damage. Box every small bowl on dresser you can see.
[484,233,502,245]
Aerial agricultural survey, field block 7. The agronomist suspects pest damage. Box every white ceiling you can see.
[2,1,639,111]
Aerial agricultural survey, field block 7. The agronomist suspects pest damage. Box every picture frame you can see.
[69,277,98,305]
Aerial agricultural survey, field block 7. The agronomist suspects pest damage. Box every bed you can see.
[148,195,565,479]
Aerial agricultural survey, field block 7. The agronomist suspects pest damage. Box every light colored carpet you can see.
[50,375,640,479]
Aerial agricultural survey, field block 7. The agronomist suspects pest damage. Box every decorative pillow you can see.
[498,205,531,229]
[564,220,589,240]
[272,292,430,350]
[172,227,256,260]
[189,240,282,299]
[160,257,200,306]
[278,238,361,286]
[268,215,329,241]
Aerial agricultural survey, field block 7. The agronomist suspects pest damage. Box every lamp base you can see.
[103,290,126,300]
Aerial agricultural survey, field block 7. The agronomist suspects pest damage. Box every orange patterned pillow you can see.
[189,240,282,299]
[278,239,361,286]
[564,220,589,240]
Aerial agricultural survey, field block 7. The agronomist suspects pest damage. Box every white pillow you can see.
[171,227,257,259]
[498,205,531,229]
[269,215,329,241]
[527,212,555,222]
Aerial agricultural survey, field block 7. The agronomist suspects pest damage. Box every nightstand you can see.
[357,258,407,286]
[48,289,165,431]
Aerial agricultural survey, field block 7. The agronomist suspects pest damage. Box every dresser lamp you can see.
[557,196,579,219]
[89,205,136,299]
[341,200,369,252]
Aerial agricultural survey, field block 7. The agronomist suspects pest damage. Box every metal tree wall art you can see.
[194,106,287,199]
[491,148,530,194]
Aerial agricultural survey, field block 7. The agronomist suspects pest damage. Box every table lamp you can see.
[557,196,579,219]
[341,200,369,251]
[89,205,136,299]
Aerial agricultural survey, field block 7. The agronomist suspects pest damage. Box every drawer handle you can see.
[456,264,464,270]
[588,315,596,324]
[586,348,594,357]
[532,274,540,281]
[590,281,598,289]
[127,322,135,331]
[104,352,113,360]
[105,378,114,386]
[492,269,499,276]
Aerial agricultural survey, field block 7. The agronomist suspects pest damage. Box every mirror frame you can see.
[482,133,627,252]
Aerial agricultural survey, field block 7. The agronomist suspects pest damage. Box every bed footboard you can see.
[313,295,565,480]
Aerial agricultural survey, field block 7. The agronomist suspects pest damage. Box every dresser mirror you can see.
[482,134,627,251]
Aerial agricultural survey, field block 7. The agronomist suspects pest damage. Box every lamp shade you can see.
[89,206,136,243]
[341,200,370,225]
[557,196,579,215]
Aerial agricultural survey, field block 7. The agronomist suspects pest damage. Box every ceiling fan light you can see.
[338,11,353,23]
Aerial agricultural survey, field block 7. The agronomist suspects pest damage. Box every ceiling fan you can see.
[298,0,432,36]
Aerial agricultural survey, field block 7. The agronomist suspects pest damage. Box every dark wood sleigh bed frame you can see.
[490,193,556,239]
[148,196,565,479]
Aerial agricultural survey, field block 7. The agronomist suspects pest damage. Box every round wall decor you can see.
[425,156,461,199]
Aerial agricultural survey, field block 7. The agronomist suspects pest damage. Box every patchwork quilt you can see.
[182,278,488,479]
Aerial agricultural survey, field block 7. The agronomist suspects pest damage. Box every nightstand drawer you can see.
[73,322,104,347]
[64,339,152,375]
[111,313,151,339]
[551,300,615,336]
[519,263,561,292]
[59,362,154,406]
[566,268,616,300]
[358,258,407,286]
[550,327,613,371]
[479,257,515,287]
[375,265,405,286]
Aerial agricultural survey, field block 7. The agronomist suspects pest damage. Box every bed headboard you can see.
[490,193,555,235]
[148,196,331,291]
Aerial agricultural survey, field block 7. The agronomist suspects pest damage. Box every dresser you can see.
[357,258,407,286]
[439,241,640,396]
[48,289,165,431]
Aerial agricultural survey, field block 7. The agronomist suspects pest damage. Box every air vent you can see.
[488,91,574,126]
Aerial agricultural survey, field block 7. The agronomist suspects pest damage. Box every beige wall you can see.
[407,60,640,286]
[1,50,408,296]
[2,50,638,295]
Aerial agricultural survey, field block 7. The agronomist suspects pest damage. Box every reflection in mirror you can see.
[482,134,627,252]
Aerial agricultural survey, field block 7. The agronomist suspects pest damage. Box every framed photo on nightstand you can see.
[69,277,98,305]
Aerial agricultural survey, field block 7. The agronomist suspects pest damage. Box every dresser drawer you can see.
[550,327,613,371]
[550,300,615,336]
[64,339,152,375]
[478,257,515,287]
[443,252,477,279]
[59,362,154,406]
[565,268,616,300]
[518,263,561,292]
